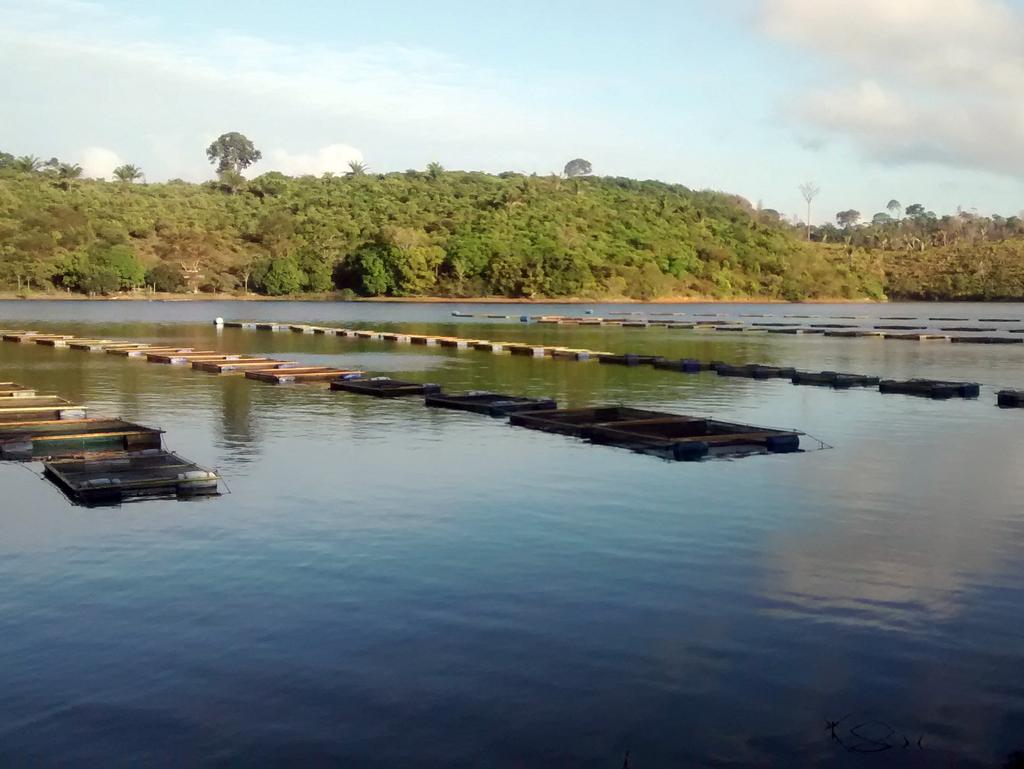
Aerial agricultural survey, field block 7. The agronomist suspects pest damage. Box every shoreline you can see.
[0,292,882,305]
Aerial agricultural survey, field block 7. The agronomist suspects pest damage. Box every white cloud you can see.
[757,0,1024,177]
[79,146,123,179]
[266,144,364,176]
[0,0,610,181]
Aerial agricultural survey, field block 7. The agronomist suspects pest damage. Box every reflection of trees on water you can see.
[216,377,260,463]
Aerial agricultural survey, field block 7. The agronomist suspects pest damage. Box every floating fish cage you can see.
[34,337,107,347]
[66,340,121,351]
[508,406,670,437]
[884,333,950,341]
[0,418,162,460]
[997,390,1024,408]
[951,336,1022,345]
[437,337,483,349]
[505,343,548,357]
[652,358,708,373]
[472,341,505,352]
[3,333,73,343]
[597,353,660,366]
[107,346,192,357]
[44,449,219,506]
[791,371,880,388]
[825,330,885,338]
[245,367,363,384]
[0,397,87,422]
[0,383,37,398]
[192,359,299,374]
[146,352,243,365]
[424,391,557,417]
[879,378,980,399]
[509,407,801,461]
[715,364,797,379]
[331,377,442,397]
[550,348,598,360]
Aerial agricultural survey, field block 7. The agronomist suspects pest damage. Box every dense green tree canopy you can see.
[206,132,262,174]
[563,158,593,178]
[11,157,1020,300]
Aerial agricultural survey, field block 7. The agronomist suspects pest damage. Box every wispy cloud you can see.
[0,0,598,180]
[756,0,1024,178]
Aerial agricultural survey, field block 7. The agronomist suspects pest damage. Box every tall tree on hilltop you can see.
[113,164,144,183]
[886,199,902,221]
[836,209,861,228]
[563,158,593,178]
[426,161,444,180]
[798,182,820,241]
[346,161,367,176]
[206,132,262,175]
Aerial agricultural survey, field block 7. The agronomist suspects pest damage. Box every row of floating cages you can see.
[8,326,996,405]
[328,377,803,461]
[0,380,221,507]
[599,356,982,399]
[449,310,1024,324]
[222,320,994,404]
[221,324,992,401]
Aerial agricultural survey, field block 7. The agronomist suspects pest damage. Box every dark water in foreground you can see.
[2,300,1024,768]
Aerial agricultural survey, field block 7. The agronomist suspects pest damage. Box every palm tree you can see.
[54,162,83,190]
[13,155,43,173]
[346,160,367,177]
[113,164,144,183]
[426,161,444,180]
[57,162,82,178]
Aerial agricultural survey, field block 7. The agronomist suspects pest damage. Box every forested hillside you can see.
[0,165,883,301]
[810,203,1024,301]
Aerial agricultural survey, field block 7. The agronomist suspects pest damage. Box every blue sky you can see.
[3,0,1024,223]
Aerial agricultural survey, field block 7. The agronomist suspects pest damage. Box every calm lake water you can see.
[2,299,1024,768]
